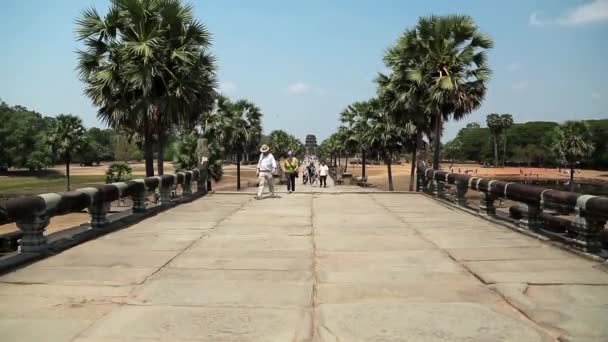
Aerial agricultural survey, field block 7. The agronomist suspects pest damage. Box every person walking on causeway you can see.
[256,144,277,200]
[284,151,299,193]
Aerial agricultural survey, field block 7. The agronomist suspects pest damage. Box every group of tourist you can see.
[255,145,329,200]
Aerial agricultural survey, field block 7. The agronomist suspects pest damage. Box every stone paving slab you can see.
[130,278,312,307]
[493,283,608,341]
[0,266,157,286]
[37,249,178,268]
[316,235,435,252]
[447,246,574,261]
[420,230,542,249]
[76,306,312,341]
[92,231,203,251]
[316,303,551,342]
[154,268,313,282]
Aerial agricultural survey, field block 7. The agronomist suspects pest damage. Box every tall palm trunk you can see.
[236,149,242,191]
[493,135,499,167]
[65,153,71,191]
[570,163,575,192]
[144,135,154,177]
[361,150,367,177]
[409,132,419,191]
[157,130,164,176]
[345,156,349,172]
[502,134,507,167]
[433,114,442,170]
[386,156,394,191]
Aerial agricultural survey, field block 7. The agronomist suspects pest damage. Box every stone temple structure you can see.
[305,134,317,155]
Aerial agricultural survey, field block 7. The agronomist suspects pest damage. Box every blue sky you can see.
[1,0,607,142]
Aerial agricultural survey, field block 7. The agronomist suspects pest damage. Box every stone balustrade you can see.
[417,166,608,253]
[0,166,207,254]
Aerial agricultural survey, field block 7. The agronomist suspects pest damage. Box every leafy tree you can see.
[105,162,132,183]
[554,121,595,189]
[173,131,199,171]
[466,122,481,129]
[47,115,88,191]
[76,0,217,177]
[0,102,54,171]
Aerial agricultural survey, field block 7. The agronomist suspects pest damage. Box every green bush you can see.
[105,162,133,183]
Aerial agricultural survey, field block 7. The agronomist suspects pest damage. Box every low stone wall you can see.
[417,166,608,254]
[0,165,208,255]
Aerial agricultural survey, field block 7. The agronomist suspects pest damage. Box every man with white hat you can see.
[256,144,277,199]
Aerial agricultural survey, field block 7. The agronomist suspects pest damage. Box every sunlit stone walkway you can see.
[1,192,607,341]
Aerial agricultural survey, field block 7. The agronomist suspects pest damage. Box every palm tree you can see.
[47,115,88,191]
[501,114,513,166]
[486,113,502,167]
[340,101,375,177]
[76,0,217,177]
[376,71,431,191]
[268,130,292,159]
[365,99,415,191]
[394,15,493,170]
[555,121,595,191]
[229,99,263,190]
[173,130,199,170]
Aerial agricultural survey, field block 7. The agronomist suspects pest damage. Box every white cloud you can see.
[286,82,311,95]
[529,12,546,26]
[558,0,608,25]
[507,62,523,71]
[530,1,608,27]
[512,81,529,91]
[592,92,601,99]
[219,81,237,93]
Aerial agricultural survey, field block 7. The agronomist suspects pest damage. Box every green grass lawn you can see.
[0,175,106,196]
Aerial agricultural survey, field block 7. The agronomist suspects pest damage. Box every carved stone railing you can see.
[417,167,608,254]
[0,165,208,254]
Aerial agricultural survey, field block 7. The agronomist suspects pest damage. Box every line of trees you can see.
[0,100,142,172]
[443,118,606,170]
[320,15,493,191]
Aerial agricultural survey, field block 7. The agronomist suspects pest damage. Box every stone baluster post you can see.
[159,177,173,205]
[80,187,115,229]
[433,172,445,199]
[518,203,542,230]
[455,179,468,207]
[478,180,497,216]
[571,195,605,253]
[130,180,147,213]
[90,201,111,229]
[182,172,193,196]
[17,214,49,253]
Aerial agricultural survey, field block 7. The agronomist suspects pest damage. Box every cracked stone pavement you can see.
[1,192,607,341]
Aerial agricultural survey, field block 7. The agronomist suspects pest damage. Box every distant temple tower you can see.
[305,134,318,155]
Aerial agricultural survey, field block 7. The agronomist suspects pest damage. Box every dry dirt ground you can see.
[344,161,608,192]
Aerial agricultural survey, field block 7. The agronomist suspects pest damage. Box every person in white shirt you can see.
[256,144,277,199]
[319,160,329,188]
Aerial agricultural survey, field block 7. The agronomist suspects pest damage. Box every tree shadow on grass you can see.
[0,169,63,178]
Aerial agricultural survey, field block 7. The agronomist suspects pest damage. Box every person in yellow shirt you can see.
[283,151,299,193]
